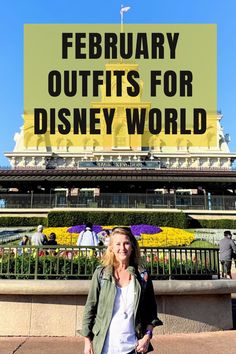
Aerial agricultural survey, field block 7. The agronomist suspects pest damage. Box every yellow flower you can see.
[138,227,194,247]
[43,226,194,247]
[43,227,78,245]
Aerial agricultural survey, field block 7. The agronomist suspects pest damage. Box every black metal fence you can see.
[0,193,236,210]
[0,245,220,280]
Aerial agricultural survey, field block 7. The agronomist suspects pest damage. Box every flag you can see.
[120,6,131,15]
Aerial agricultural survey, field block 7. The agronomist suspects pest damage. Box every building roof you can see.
[0,168,236,183]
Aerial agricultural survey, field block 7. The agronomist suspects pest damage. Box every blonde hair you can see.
[102,227,141,268]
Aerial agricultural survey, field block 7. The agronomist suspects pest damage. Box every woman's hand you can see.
[83,337,94,354]
[135,334,150,353]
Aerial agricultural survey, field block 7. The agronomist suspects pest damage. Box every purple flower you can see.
[67,225,103,233]
[131,224,162,236]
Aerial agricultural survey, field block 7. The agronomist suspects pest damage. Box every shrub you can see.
[190,240,217,248]
[0,251,215,280]
[48,211,187,228]
[0,253,101,280]
[188,218,236,229]
[0,217,47,227]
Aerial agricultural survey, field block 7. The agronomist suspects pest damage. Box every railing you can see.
[1,192,236,210]
[0,246,220,280]
[142,247,220,280]
[2,166,236,171]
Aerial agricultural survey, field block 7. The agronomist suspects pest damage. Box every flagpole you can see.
[120,5,124,33]
[120,5,130,61]
[120,4,131,33]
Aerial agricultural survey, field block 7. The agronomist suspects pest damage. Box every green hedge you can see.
[0,217,47,227]
[188,218,236,229]
[48,211,187,228]
[1,213,234,229]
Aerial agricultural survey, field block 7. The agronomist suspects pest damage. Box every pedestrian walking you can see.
[219,230,236,279]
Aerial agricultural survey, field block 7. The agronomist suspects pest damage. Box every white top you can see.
[77,228,98,247]
[31,232,44,246]
[102,277,137,354]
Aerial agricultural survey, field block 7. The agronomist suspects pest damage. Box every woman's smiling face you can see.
[111,233,132,264]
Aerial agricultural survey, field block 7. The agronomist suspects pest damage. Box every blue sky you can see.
[0,0,236,166]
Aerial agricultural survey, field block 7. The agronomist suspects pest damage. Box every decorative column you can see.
[11,157,16,169]
[166,158,170,168]
[22,156,26,167]
[42,157,46,168]
[32,156,36,167]
[175,158,179,168]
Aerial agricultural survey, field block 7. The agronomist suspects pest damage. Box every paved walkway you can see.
[0,331,236,354]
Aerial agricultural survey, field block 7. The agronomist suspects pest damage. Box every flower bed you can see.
[43,226,194,247]
[138,227,194,247]
[43,227,78,245]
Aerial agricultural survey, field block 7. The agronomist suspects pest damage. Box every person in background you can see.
[20,235,29,246]
[219,230,236,279]
[232,234,236,267]
[103,229,111,247]
[97,230,110,247]
[47,232,58,255]
[18,235,30,255]
[76,223,98,247]
[47,232,57,245]
[80,227,161,354]
[31,225,48,246]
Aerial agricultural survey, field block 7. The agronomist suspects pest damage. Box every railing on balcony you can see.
[0,193,236,210]
[0,245,220,280]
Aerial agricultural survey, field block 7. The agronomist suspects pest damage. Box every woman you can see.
[80,227,161,354]
[20,235,29,246]
[47,232,57,245]
[17,235,30,255]
[47,232,58,255]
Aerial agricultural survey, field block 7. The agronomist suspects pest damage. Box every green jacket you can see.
[80,265,160,354]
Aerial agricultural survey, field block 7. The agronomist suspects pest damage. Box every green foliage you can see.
[0,217,47,227]
[48,211,187,228]
[0,253,101,280]
[0,213,235,230]
[190,240,217,248]
[144,256,218,280]
[188,218,236,229]
[0,250,216,280]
